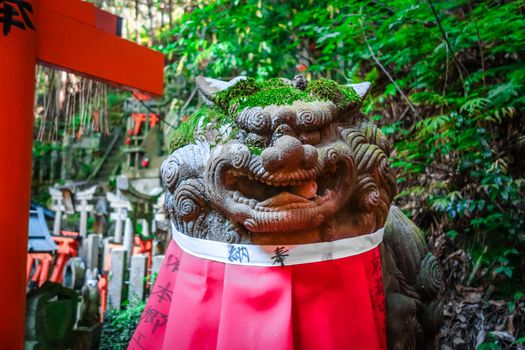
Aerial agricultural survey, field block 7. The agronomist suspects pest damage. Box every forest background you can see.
[34,0,525,348]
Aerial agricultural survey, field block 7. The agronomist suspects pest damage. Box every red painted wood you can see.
[0,1,164,347]
[41,0,96,26]
[37,5,164,97]
[0,1,40,348]
[95,7,119,35]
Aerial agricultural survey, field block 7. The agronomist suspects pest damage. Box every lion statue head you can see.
[161,76,396,244]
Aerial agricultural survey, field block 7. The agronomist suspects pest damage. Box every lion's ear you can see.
[196,75,247,106]
[347,82,371,100]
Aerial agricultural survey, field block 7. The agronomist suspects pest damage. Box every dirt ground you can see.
[434,234,525,349]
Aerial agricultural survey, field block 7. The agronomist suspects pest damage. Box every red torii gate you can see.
[0,1,164,347]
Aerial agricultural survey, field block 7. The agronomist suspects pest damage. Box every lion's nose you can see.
[260,135,318,172]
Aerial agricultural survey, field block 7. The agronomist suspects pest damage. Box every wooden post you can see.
[0,1,40,347]
[0,1,163,347]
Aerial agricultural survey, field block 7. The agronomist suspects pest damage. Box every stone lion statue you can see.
[159,75,443,349]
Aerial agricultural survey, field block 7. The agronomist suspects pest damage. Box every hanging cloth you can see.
[129,228,387,350]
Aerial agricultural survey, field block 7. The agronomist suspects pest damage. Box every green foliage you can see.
[159,0,525,291]
[107,91,130,126]
[99,302,145,350]
[32,141,62,159]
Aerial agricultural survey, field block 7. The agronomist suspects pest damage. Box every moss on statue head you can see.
[170,77,362,151]
[214,78,260,110]
[170,107,235,151]
[305,78,360,109]
[235,87,316,112]
[214,77,306,112]
[169,108,208,151]
[215,77,360,113]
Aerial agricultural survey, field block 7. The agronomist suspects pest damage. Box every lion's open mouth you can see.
[223,161,345,213]
[207,145,354,233]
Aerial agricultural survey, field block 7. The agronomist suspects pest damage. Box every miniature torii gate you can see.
[0,1,163,347]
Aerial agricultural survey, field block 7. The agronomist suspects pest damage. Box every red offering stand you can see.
[0,1,163,347]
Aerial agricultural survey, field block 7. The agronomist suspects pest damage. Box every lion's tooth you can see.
[249,199,257,209]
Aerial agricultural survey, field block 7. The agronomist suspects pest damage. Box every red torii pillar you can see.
[0,1,163,348]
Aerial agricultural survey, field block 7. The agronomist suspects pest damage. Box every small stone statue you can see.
[77,268,100,328]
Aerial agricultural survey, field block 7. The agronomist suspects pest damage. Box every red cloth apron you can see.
[129,239,386,350]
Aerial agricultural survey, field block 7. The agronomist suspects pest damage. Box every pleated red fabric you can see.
[129,240,386,350]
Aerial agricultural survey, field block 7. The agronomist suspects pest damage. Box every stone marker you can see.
[129,254,148,303]
[123,218,135,267]
[153,193,168,232]
[49,187,65,236]
[151,217,157,235]
[108,249,127,309]
[106,192,132,244]
[25,283,78,349]
[86,234,102,270]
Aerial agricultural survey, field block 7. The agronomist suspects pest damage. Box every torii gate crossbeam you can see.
[0,1,163,347]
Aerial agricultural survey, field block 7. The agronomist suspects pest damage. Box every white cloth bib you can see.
[171,224,384,267]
